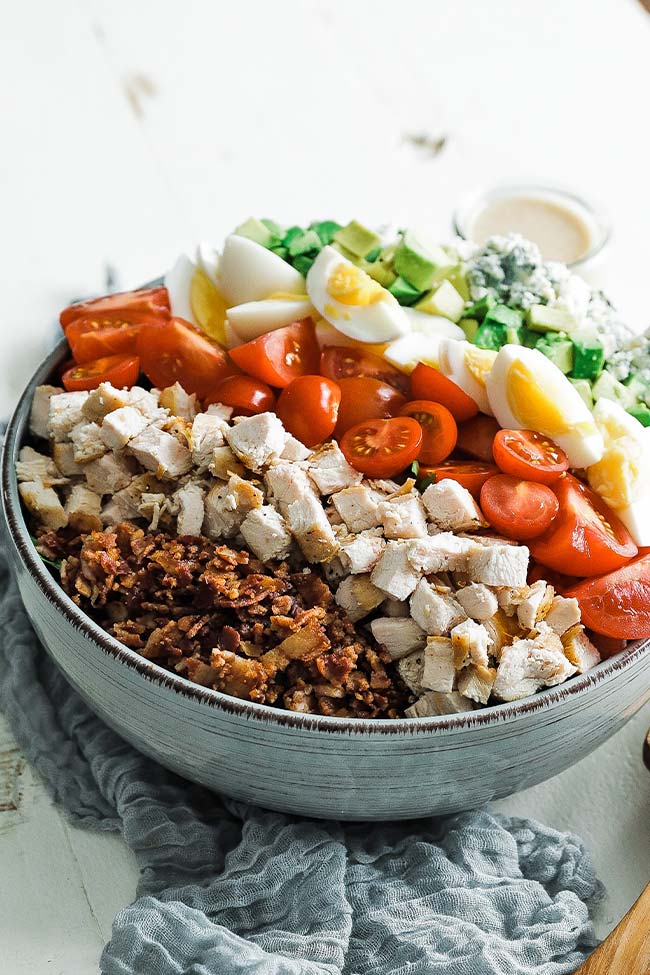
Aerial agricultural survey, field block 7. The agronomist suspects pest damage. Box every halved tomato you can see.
[60,286,170,330]
[204,375,276,415]
[334,377,406,438]
[62,354,140,391]
[399,400,457,465]
[480,474,559,541]
[565,555,650,639]
[277,376,341,447]
[229,319,319,388]
[493,429,569,485]
[418,460,499,498]
[530,474,638,577]
[320,346,410,395]
[409,362,478,423]
[67,319,142,363]
[341,417,422,478]
[137,318,234,397]
[455,414,500,462]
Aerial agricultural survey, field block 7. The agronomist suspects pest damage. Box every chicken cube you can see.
[410,579,466,636]
[16,446,67,486]
[450,618,493,670]
[517,580,554,630]
[203,474,263,539]
[128,426,192,479]
[382,597,410,617]
[457,664,497,705]
[335,574,384,622]
[240,505,292,562]
[369,617,427,660]
[308,442,362,495]
[421,478,487,531]
[48,391,89,441]
[19,481,67,530]
[397,649,426,695]
[492,634,577,702]
[338,530,385,574]
[496,587,527,617]
[406,690,474,718]
[29,385,62,439]
[159,382,198,420]
[378,494,428,540]
[226,412,286,471]
[281,434,312,463]
[422,637,456,693]
[545,596,581,636]
[101,407,149,450]
[265,463,316,509]
[467,544,529,588]
[69,421,107,463]
[82,383,132,422]
[330,484,383,532]
[206,402,234,422]
[407,533,478,574]
[127,386,163,420]
[285,494,339,563]
[101,473,166,525]
[174,481,205,536]
[210,445,246,480]
[370,541,421,601]
[52,442,79,477]
[561,625,601,673]
[65,484,102,532]
[190,413,228,470]
[455,583,499,622]
[85,452,138,494]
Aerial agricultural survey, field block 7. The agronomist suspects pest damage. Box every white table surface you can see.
[2,1,650,971]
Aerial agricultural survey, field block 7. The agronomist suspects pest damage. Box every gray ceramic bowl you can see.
[3,339,650,821]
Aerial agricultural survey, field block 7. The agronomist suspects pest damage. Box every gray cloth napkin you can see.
[0,543,601,974]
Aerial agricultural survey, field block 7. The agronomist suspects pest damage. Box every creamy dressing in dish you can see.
[469,195,595,264]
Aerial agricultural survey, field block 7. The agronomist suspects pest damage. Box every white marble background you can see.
[1,1,650,971]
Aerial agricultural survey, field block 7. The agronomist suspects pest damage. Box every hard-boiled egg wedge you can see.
[486,345,604,469]
[196,241,220,287]
[313,318,388,356]
[218,234,305,305]
[587,397,650,545]
[226,293,314,342]
[437,339,496,415]
[306,245,410,343]
[165,252,229,345]
[165,253,198,325]
[404,307,465,341]
[384,333,445,373]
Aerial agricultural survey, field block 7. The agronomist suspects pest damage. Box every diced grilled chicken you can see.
[378,493,428,540]
[82,383,132,422]
[240,505,292,562]
[370,617,427,660]
[85,452,138,494]
[285,494,339,563]
[517,580,554,630]
[190,413,228,470]
[406,690,474,718]
[330,484,383,532]
[70,421,107,463]
[421,478,487,531]
[265,463,316,509]
[338,529,385,574]
[457,664,497,705]
[16,446,67,486]
[421,636,456,693]
[226,412,287,471]
[493,630,577,702]
[335,574,384,622]
[451,618,492,670]
[397,649,426,695]
[382,597,410,618]
[407,532,478,574]
[29,385,62,439]
[128,426,192,479]
[455,582,498,622]
[545,595,582,636]
[19,481,67,529]
[48,391,89,441]
[101,473,167,525]
[101,406,149,450]
[561,625,601,673]
[370,541,421,601]
[307,442,362,495]
[51,442,79,477]
[159,382,198,420]
[203,474,263,539]
[206,402,234,422]
[174,481,205,536]
[281,434,312,462]
[410,579,466,636]
[65,484,102,532]
[209,445,245,480]
[467,544,529,588]
[496,586,527,617]
[127,387,163,420]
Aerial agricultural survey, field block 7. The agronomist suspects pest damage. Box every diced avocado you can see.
[625,373,650,407]
[292,254,315,277]
[430,263,470,301]
[287,229,321,258]
[393,230,452,292]
[331,241,362,264]
[364,260,397,288]
[388,275,425,306]
[309,220,342,246]
[521,327,539,348]
[333,220,381,259]
[536,334,574,374]
[260,219,285,246]
[365,246,381,263]
[474,322,507,351]
[628,404,650,427]
[483,304,524,330]
[460,318,479,342]
[234,217,275,248]
[570,379,593,408]
[591,370,635,408]
[415,280,465,322]
[527,304,577,333]
[283,226,304,248]
[270,245,289,260]
[378,241,398,265]
[463,294,496,322]
[572,335,605,380]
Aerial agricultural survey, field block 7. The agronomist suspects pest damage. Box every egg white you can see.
[404,307,465,341]
[164,253,199,326]
[218,234,305,305]
[226,296,315,342]
[384,333,444,373]
[437,339,495,415]
[196,241,220,287]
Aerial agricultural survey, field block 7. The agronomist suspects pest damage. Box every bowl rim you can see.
[3,335,649,738]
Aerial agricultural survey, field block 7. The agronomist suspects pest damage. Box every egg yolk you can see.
[190,268,228,346]
[506,361,572,436]
[588,439,641,508]
[463,346,497,386]
[327,263,385,307]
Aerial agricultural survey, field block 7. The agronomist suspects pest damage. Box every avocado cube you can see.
[365,246,381,263]
[333,221,381,259]
[460,318,479,342]
[415,280,465,322]
[270,245,289,260]
[393,230,451,292]
[292,255,315,277]
[234,217,275,248]
[260,218,285,247]
[484,304,524,331]
[463,294,497,322]
[288,229,322,258]
[429,263,470,301]
[536,334,574,374]
[528,304,577,333]
[475,322,507,351]
[521,327,539,348]
[572,336,605,380]
[591,370,635,408]
[388,275,425,306]
[331,241,362,265]
[309,220,342,246]
[628,404,650,427]
[364,260,397,288]
[624,373,650,408]
[570,379,594,408]
[283,226,304,248]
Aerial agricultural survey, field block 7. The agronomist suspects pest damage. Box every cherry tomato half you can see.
[62,354,140,392]
[529,474,638,577]
[204,375,276,416]
[419,461,499,499]
[229,319,319,387]
[455,414,500,462]
[399,399,457,465]
[276,375,341,447]
[137,318,234,398]
[565,554,650,639]
[334,377,406,438]
[67,319,142,363]
[320,346,410,396]
[409,362,478,423]
[341,417,422,478]
[480,474,559,541]
[60,286,170,330]
[493,429,570,485]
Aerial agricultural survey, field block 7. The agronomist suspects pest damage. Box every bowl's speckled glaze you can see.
[3,338,650,820]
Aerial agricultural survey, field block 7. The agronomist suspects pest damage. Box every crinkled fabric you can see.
[0,542,601,974]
